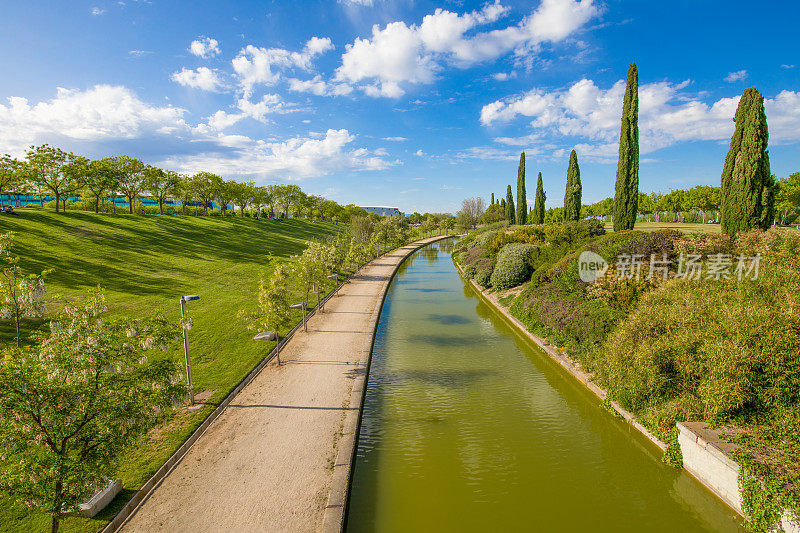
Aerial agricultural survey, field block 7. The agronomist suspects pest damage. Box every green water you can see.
[345,240,745,532]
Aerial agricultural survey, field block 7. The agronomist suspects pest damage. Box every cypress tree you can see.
[505,185,515,224]
[563,149,582,221]
[516,152,527,225]
[491,192,495,206]
[500,198,506,214]
[613,63,639,231]
[532,172,546,224]
[720,87,775,236]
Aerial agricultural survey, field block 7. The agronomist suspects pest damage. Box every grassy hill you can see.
[0,209,343,532]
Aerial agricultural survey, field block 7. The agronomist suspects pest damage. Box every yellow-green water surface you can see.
[346,240,745,532]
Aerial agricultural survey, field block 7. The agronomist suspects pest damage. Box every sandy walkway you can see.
[120,238,444,533]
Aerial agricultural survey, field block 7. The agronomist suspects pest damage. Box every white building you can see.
[360,206,403,217]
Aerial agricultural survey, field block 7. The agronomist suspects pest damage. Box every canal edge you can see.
[321,235,455,533]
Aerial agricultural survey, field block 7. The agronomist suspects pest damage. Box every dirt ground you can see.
[121,241,436,533]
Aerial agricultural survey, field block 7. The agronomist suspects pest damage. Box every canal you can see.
[345,239,744,532]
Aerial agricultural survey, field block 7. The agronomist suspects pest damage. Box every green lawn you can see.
[0,209,343,532]
[602,220,721,234]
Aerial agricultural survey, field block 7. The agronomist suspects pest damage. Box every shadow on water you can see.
[425,314,473,325]
[385,368,497,389]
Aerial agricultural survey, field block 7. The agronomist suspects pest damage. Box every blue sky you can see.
[0,0,798,214]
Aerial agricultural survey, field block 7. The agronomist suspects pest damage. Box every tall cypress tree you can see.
[500,197,506,215]
[505,185,515,224]
[563,149,582,221]
[720,87,775,236]
[613,63,639,231]
[532,172,546,224]
[491,192,495,206]
[516,152,527,225]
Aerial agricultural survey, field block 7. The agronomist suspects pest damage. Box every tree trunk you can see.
[55,193,60,212]
[128,197,134,214]
[159,199,164,215]
[51,481,63,533]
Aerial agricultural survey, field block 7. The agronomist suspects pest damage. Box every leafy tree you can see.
[213,178,235,217]
[505,185,515,224]
[0,290,183,533]
[25,145,82,213]
[83,158,121,213]
[144,166,180,215]
[532,171,546,224]
[231,180,255,217]
[720,87,776,236]
[0,155,21,208]
[239,264,293,363]
[458,197,486,229]
[516,152,527,225]
[0,233,48,346]
[110,155,146,214]
[563,150,582,221]
[776,172,800,224]
[479,203,505,224]
[191,172,219,215]
[176,174,195,216]
[613,63,639,231]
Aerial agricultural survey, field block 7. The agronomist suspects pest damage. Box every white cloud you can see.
[0,85,188,154]
[91,7,105,15]
[128,50,152,57]
[199,94,296,132]
[335,0,598,97]
[287,76,352,96]
[455,146,519,161]
[190,37,221,59]
[724,70,747,83]
[232,37,334,96]
[481,78,800,158]
[781,64,795,69]
[493,72,516,81]
[382,136,407,141]
[339,0,374,5]
[414,149,425,156]
[171,67,226,92]
[163,129,393,180]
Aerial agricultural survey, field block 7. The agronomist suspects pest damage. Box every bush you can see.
[464,264,477,279]
[490,243,536,290]
[475,268,492,287]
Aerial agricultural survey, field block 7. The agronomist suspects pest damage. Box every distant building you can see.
[360,206,403,217]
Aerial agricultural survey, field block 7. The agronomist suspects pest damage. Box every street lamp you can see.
[291,301,307,331]
[322,274,339,309]
[254,330,280,365]
[180,295,200,405]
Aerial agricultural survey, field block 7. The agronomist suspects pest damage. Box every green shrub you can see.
[475,268,492,287]
[464,264,477,279]
[476,230,499,248]
[490,243,536,290]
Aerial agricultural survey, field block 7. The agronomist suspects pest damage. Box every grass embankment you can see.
[0,209,342,532]
[603,220,721,234]
[454,221,800,530]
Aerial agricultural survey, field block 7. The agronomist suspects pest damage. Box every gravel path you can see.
[120,239,443,533]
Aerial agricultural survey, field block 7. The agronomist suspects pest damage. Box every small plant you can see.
[0,232,50,346]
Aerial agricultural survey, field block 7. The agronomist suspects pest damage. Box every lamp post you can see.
[291,301,307,332]
[254,330,280,365]
[180,295,200,405]
[323,274,338,309]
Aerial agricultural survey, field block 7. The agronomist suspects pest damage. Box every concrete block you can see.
[78,479,122,518]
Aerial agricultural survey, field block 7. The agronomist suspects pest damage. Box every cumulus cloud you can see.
[339,0,374,5]
[91,7,105,15]
[171,67,226,92]
[481,77,800,158]
[232,37,334,96]
[162,129,393,179]
[190,37,221,59]
[0,85,188,154]
[724,70,747,83]
[199,94,295,131]
[287,76,353,96]
[335,0,598,97]
[382,136,407,141]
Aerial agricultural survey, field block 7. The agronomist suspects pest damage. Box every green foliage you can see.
[475,268,492,288]
[563,150,582,222]
[0,233,49,347]
[516,152,527,225]
[490,243,536,290]
[662,427,683,467]
[738,465,784,533]
[613,63,639,231]
[0,290,184,532]
[532,172,546,224]
[720,87,776,236]
[505,185,515,224]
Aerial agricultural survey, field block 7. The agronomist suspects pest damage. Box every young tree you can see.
[82,158,120,213]
[505,185,515,224]
[176,174,195,216]
[0,233,48,346]
[613,63,639,231]
[213,178,235,217]
[238,264,293,363]
[25,145,81,213]
[776,172,800,224]
[144,166,180,215]
[532,172,546,224]
[563,149,582,221]
[720,87,776,236]
[111,155,146,214]
[0,290,183,533]
[516,152,527,225]
[191,172,219,215]
[0,155,21,208]
[458,197,486,229]
[232,180,255,217]
[500,197,506,215]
